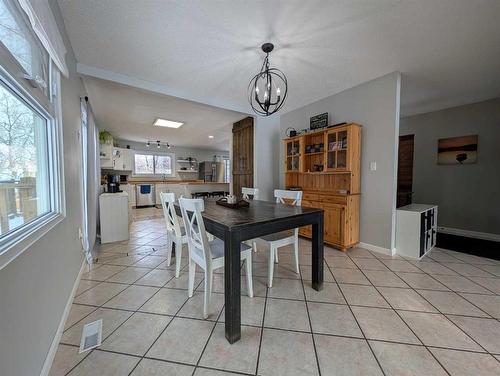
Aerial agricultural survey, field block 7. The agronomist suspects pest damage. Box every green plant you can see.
[99,131,113,144]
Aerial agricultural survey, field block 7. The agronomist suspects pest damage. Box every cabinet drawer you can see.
[303,193,319,201]
[301,199,321,208]
[319,195,347,205]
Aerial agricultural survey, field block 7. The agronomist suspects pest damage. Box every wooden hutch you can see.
[283,123,361,251]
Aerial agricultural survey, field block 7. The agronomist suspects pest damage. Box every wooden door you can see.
[232,117,254,197]
[397,134,414,208]
[324,204,343,245]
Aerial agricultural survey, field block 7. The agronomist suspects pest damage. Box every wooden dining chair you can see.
[253,189,303,287]
[179,197,254,319]
[242,187,259,200]
[160,192,187,278]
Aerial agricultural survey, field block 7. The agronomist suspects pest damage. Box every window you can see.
[0,0,63,265]
[223,157,231,183]
[134,153,173,175]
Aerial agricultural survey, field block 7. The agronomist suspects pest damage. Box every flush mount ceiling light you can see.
[208,135,214,139]
[248,43,288,116]
[153,118,184,128]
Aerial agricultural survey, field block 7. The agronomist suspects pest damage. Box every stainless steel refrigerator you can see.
[199,161,225,182]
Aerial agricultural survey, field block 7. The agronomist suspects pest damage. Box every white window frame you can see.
[132,151,175,178]
[0,32,64,270]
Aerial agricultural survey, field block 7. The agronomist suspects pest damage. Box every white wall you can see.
[0,1,88,375]
[254,115,281,201]
[400,98,500,236]
[279,72,401,251]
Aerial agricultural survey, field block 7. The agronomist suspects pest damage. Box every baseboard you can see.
[358,242,396,256]
[40,258,87,376]
[438,226,500,242]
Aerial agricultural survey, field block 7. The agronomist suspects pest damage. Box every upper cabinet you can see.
[100,145,134,171]
[324,125,360,172]
[284,137,302,172]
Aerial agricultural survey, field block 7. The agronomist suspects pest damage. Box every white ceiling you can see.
[59,0,500,117]
[82,77,246,150]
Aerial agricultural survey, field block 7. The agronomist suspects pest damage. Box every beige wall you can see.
[0,1,88,375]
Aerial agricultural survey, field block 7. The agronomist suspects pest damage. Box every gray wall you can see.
[400,98,500,235]
[280,72,401,251]
[0,1,88,375]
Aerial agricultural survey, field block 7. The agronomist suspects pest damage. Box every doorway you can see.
[397,134,414,208]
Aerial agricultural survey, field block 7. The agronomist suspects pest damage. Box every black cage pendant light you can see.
[248,43,288,116]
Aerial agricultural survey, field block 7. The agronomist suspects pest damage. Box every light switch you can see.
[370,162,377,171]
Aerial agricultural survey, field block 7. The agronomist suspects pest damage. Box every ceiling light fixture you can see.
[248,43,288,116]
[157,140,161,149]
[208,135,214,139]
[153,118,184,128]
[146,141,150,147]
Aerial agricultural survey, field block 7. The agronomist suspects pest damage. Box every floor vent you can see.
[79,319,103,353]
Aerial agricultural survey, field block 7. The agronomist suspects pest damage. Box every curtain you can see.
[17,0,69,76]
[87,103,99,255]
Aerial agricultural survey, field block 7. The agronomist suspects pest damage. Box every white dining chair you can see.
[160,192,187,278]
[179,197,254,319]
[242,187,259,200]
[253,189,302,287]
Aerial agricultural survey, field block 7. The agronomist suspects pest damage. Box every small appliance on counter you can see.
[106,174,121,193]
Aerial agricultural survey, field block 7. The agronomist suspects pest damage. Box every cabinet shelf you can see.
[304,151,324,156]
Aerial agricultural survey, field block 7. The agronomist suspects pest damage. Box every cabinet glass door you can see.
[285,139,301,172]
[325,128,349,171]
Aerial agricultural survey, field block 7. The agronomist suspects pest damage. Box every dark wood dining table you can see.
[176,198,324,344]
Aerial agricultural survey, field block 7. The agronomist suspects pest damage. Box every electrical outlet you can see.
[370,161,377,171]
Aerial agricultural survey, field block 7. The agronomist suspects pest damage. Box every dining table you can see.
[175,198,324,344]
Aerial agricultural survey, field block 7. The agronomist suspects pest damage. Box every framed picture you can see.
[437,135,478,165]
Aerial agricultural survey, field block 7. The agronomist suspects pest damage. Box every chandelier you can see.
[248,43,288,116]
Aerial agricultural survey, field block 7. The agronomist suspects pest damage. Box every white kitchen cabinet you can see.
[99,192,130,243]
[112,147,134,171]
[396,204,438,259]
[122,184,136,207]
[155,183,169,205]
[100,143,113,169]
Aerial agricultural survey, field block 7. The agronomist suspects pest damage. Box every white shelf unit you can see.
[396,204,438,259]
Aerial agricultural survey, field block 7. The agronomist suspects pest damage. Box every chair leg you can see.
[252,241,258,253]
[245,255,254,298]
[174,237,182,278]
[166,235,174,266]
[188,258,196,298]
[294,235,300,274]
[268,245,275,288]
[203,267,213,319]
[274,246,279,264]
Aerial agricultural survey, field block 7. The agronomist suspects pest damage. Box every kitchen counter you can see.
[127,180,228,185]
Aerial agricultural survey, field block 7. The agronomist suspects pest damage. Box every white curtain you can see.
[17,0,69,76]
[80,98,99,263]
[87,102,99,254]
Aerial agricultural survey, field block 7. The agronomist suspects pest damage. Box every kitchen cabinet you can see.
[112,147,134,171]
[155,184,169,205]
[100,143,113,169]
[122,184,136,207]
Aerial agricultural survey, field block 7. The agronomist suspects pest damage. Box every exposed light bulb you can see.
[157,140,161,149]
[167,143,171,149]
[255,86,259,94]
[264,91,268,99]
[277,87,281,96]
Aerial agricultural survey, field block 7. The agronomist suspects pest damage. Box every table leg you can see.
[311,213,324,291]
[224,229,241,343]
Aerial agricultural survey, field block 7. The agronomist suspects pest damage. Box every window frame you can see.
[132,151,175,177]
[0,30,64,270]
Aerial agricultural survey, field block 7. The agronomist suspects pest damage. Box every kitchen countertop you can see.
[127,180,229,185]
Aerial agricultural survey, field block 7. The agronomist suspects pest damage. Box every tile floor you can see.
[50,208,500,375]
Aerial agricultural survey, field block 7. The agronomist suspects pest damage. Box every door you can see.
[397,135,414,208]
[324,204,343,245]
[232,117,254,197]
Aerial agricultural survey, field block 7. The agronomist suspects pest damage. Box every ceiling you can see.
[83,77,245,150]
[59,0,500,117]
